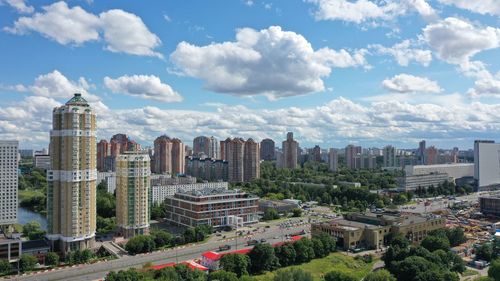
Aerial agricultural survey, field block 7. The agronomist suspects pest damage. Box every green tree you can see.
[209,270,239,281]
[0,259,11,276]
[105,268,147,281]
[45,252,59,267]
[262,208,280,221]
[96,191,116,218]
[489,259,500,281]
[291,208,302,217]
[293,238,315,263]
[274,268,313,281]
[248,243,279,274]
[151,204,166,220]
[96,216,116,234]
[392,256,438,281]
[19,254,37,272]
[313,232,336,253]
[324,270,357,281]
[183,228,197,243]
[477,243,494,262]
[220,253,250,277]
[364,270,396,281]
[125,235,156,255]
[421,235,450,252]
[151,230,173,248]
[311,238,326,258]
[22,221,46,240]
[446,228,467,247]
[275,243,297,267]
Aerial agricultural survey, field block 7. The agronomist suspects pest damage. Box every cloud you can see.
[0,0,34,13]
[103,75,182,103]
[421,17,500,65]
[170,26,369,99]
[382,74,442,93]
[468,73,500,97]
[438,0,500,17]
[370,40,432,66]
[307,0,437,25]
[4,1,161,57]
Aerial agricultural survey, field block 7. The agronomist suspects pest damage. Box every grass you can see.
[18,189,44,201]
[253,252,376,281]
[462,269,479,277]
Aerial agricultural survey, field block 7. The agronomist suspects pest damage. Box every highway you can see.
[9,222,310,281]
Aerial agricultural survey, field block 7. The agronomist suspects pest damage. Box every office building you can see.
[260,138,275,161]
[185,156,228,181]
[116,152,151,238]
[312,211,445,250]
[312,145,321,162]
[383,145,397,167]
[425,146,438,165]
[46,93,96,253]
[397,173,451,191]
[328,148,338,172]
[151,181,229,204]
[18,149,33,158]
[34,154,50,171]
[97,172,117,194]
[0,140,18,226]
[479,196,500,217]
[345,145,362,170]
[474,140,500,189]
[405,163,474,179]
[154,136,185,176]
[97,139,110,172]
[282,132,299,169]
[418,140,426,165]
[164,188,259,228]
[360,154,376,169]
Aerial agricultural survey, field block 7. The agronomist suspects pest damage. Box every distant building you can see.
[259,199,298,214]
[312,211,445,250]
[154,135,185,175]
[425,146,438,165]
[18,149,33,158]
[282,132,299,169]
[479,196,500,217]
[150,174,197,186]
[193,136,220,159]
[345,145,362,170]
[383,145,397,168]
[151,182,229,205]
[97,139,110,172]
[34,154,50,170]
[222,138,260,183]
[312,145,321,162]
[97,172,116,194]
[164,188,259,228]
[405,163,474,180]
[0,140,18,226]
[398,173,451,191]
[185,156,228,181]
[418,140,426,165]
[116,152,151,238]
[474,140,500,189]
[260,138,275,161]
[328,148,338,172]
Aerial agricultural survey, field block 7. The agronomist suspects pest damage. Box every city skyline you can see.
[1,1,500,149]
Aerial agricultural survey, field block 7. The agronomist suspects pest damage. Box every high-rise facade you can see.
[282,132,298,169]
[474,140,500,189]
[210,136,220,159]
[345,145,362,170]
[193,136,211,158]
[425,146,438,165]
[243,139,260,182]
[97,139,110,172]
[260,138,275,161]
[115,152,151,238]
[328,148,338,172]
[383,145,397,167]
[418,140,426,165]
[222,138,260,182]
[154,136,185,175]
[312,145,321,162]
[46,93,96,253]
[0,140,18,226]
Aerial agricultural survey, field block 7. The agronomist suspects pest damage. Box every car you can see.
[265,225,270,228]
[260,238,267,243]
[218,245,231,251]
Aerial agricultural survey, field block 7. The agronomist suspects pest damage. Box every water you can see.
[18,207,47,230]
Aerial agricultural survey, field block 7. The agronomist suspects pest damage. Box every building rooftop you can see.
[65,93,89,107]
[177,187,253,197]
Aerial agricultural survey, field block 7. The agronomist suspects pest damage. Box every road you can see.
[9,223,310,281]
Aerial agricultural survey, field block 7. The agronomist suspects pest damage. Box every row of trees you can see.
[413,180,473,197]
[125,226,213,255]
[383,230,466,281]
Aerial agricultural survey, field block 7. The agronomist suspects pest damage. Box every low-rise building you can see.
[258,199,298,214]
[405,163,474,179]
[151,181,229,205]
[480,196,500,216]
[0,238,21,263]
[164,188,259,228]
[312,211,445,250]
[397,172,451,191]
[34,154,50,171]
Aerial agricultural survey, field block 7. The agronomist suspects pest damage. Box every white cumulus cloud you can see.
[170,26,369,99]
[438,0,500,17]
[4,1,162,57]
[370,40,432,66]
[0,0,34,13]
[382,74,442,93]
[104,75,182,103]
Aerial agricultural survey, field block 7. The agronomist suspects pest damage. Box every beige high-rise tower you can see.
[46,93,97,254]
[116,152,151,238]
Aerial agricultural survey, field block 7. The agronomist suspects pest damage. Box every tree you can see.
[22,221,46,240]
[392,256,438,281]
[293,238,315,263]
[275,243,297,267]
[489,259,500,281]
[151,230,173,248]
[477,243,494,262]
[291,208,302,217]
[274,268,313,281]
[446,228,467,247]
[248,243,279,274]
[19,254,37,272]
[45,252,59,267]
[183,228,197,243]
[105,268,146,281]
[96,216,116,234]
[311,238,326,258]
[421,235,450,252]
[314,232,336,253]
[125,235,156,255]
[0,259,11,276]
[262,208,279,221]
[220,253,250,277]
[364,270,396,281]
[151,204,166,220]
[324,270,357,281]
[209,270,238,281]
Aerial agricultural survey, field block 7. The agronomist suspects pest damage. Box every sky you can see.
[0,0,499,150]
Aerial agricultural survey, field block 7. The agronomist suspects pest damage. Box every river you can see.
[18,207,47,230]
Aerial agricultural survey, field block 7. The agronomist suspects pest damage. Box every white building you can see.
[34,154,50,170]
[474,140,500,189]
[405,163,474,179]
[151,181,229,205]
[398,173,451,191]
[97,172,117,194]
[0,140,18,226]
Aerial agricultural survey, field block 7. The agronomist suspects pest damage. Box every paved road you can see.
[9,224,310,281]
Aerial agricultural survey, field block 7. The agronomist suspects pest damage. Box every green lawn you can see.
[253,253,376,281]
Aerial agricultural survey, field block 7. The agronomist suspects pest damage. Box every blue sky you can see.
[1,0,500,150]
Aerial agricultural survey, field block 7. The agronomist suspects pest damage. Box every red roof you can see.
[224,248,251,255]
[202,251,222,261]
[151,262,176,270]
[291,235,303,241]
[182,260,209,271]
